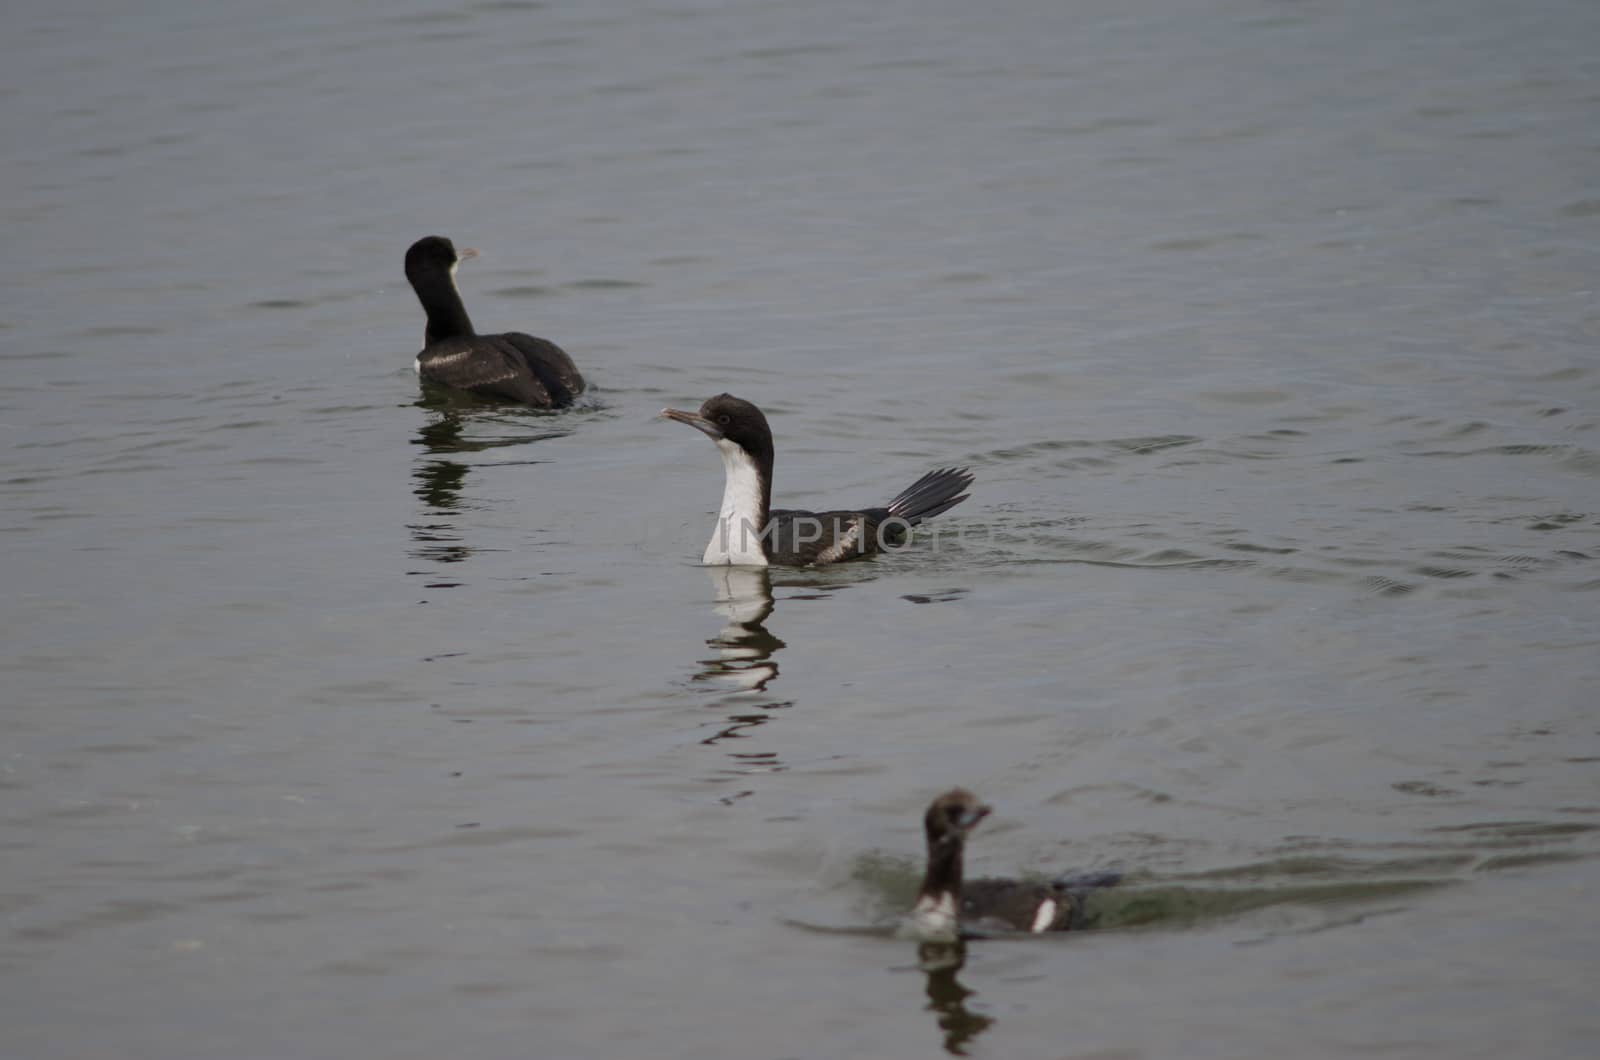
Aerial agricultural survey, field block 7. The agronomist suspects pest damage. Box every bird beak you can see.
[661,407,723,440]
[961,804,992,831]
[457,247,480,262]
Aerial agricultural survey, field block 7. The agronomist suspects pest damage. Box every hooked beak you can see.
[661,407,723,440]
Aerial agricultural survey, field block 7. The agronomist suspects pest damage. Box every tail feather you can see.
[884,467,974,525]
[501,332,584,407]
[1053,869,1122,931]
[1052,870,1123,892]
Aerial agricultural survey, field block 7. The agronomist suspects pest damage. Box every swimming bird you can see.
[661,393,972,567]
[907,788,1119,941]
[404,235,585,408]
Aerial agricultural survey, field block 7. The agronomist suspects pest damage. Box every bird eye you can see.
[716,414,731,425]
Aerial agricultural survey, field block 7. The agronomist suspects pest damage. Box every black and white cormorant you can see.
[404,235,585,408]
[907,788,1120,941]
[661,393,973,567]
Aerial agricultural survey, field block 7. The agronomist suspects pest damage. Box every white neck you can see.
[702,439,769,566]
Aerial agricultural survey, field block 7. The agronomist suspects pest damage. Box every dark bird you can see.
[907,788,1120,941]
[404,235,585,408]
[661,393,972,567]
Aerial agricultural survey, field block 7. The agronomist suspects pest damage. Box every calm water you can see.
[4,0,1599,1057]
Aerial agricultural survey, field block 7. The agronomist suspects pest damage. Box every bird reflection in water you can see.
[695,567,785,694]
[694,569,792,789]
[410,411,473,566]
[407,398,572,568]
[917,941,995,1056]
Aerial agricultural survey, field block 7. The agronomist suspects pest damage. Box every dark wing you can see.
[759,469,972,565]
[418,336,555,406]
[498,332,585,407]
[961,877,1079,934]
[767,509,887,566]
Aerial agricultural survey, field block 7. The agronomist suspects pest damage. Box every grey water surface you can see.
[4,0,1599,1057]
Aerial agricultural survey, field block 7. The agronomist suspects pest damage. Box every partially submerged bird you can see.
[404,235,585,408]
[662,393,972,567]
[906,788,1119,941]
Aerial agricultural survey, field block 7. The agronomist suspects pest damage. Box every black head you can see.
[924,788,992,851]
[661,393,775,465]
[405,235,477,282]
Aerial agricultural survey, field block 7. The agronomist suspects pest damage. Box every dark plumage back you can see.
[404,234,585,409]
[916,788,1121,936]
